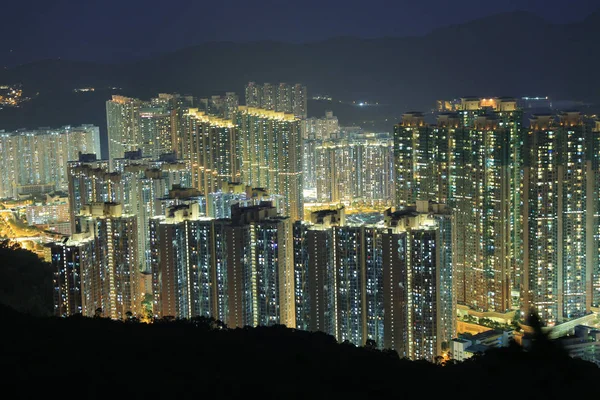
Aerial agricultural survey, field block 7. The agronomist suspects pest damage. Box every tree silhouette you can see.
[0,240,53,316]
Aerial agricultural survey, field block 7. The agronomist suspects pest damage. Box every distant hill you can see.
[3,10,599,105]
[0,10,598,156]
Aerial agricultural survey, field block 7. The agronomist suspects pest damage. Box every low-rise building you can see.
[451,329,513,361]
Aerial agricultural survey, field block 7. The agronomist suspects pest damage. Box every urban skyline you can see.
[2,4,600,398]
[2,80,600,364]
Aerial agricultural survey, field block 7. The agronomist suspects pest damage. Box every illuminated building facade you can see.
[292,83,308,119]
[394,98,522,315]
[208,182,248,219]
[302,110,339,140]
[293,207,344,333]
[293,207,382,346]
[381,201,454,361]
[77,202,139,319]
[0,125,100,199]
[207,182,285,219]
[237,203,295,327]
[150,201,295,328]
[159,185,206,217]
[153,93,197,156]
[178,108,239,201]
[302,111,341,193]
[199,92,239,119]
[50,232,95,317]
[150,202,214,319]
[116,151,193,273]
[244,82,307,119]
[138,105,176,160]
[245,82,261,108]
[114,150,192,191]
[106,95,143,164]
[302,139,320,195]
[237,106,303,220]
[393,112,445,207]
[333,224,383,346]
[107,94,179,166]
[292,201,453,360]
[26,192,70,234]
[523,112,598,324]
[315,137,394,205]
[452,100,523,314]
[67,153,122,233]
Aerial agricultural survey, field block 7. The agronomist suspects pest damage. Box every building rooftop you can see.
[466,344,489,354]
[452,338,471,344]
[472,329,506,341]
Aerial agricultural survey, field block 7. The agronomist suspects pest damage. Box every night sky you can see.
[2,0,599,66]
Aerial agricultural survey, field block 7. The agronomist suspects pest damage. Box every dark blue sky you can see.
[2,0,599,66]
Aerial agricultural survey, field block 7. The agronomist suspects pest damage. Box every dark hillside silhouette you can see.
[0,304,598,399]
[0,241,598,398]
[0,240,53,317]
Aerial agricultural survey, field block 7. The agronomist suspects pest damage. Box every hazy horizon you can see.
[1,0,599,67]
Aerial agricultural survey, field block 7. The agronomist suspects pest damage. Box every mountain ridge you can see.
[1,9,596,106]
[0,9,598,155]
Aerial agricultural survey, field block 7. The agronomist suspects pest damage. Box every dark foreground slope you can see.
[1,307,599,400]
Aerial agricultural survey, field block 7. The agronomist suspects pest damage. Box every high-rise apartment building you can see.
[302,111,340,193]
[455,107,522,314]
[293,208,344,333]
[293,201,454,361]
[107,95,178,166]
[333,223,383,346]
[113,150,192,189]
[394,112,436,206]
[262,83,275,111]
[293,207,380,345]
[292,84,308,119]
[0,125,101,198]
[50,232,96,317]
[115,150,193,273]
[199,92,240,120]
[207,182,285,219]
[381,201,454,361]
[522,112,598,324]
[150,201,295,328]
[207,182,249,219]
[150,202,214,319]
[77,202,139,319]
[244,82,307,119]
[231,202,295,328]
[138,105,176,160]
[106,95,143,164]
[178,108,239,202]
[237,106,303,220]
[302,110,339,140]
[67,153,122,233]
[276,83,293,115]
[394,98,522,315]
[159,185,206,216]
[315,136,394,205]
[245,82,261,108]
[153,93,197,159]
